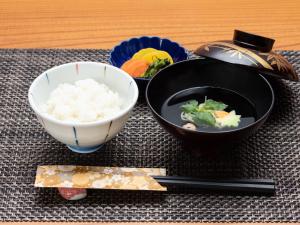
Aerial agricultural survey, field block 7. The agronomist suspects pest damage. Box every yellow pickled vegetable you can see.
[141,50,173,64]
[132,48,157,60]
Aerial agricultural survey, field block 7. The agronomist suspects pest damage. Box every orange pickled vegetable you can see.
[121,59,149,77]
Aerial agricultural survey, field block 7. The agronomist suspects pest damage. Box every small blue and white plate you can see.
[109,36,189,93]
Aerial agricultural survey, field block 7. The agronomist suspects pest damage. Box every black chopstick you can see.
[153,176,274,185]
[152,176,275,195]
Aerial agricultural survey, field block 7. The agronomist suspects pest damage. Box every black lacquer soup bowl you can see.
[146,58,274,152]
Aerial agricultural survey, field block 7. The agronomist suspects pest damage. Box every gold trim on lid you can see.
[203,41,274,70]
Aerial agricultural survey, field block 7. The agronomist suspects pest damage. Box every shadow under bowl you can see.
[146,58,274,153]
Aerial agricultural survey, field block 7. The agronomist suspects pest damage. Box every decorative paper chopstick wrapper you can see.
[35,165,167,200]
[35,166,275,200]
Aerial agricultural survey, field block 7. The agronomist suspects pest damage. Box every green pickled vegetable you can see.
[143,58,171,78]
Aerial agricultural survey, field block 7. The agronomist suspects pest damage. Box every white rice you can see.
[42,79,123,122]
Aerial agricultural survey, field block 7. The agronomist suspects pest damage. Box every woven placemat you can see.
[0,49,299,222]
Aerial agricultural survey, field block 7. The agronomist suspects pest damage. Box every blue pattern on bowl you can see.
[109,36,189,68]
[67,144,104,154]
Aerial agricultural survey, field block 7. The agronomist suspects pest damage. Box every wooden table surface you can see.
[0,0,299,224]
[0,0,300,50]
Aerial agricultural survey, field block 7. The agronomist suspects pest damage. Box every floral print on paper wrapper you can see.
[35,165,167,191]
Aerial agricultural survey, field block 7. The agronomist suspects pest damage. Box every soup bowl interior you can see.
[28,62,138,153]
[146,58,274,152]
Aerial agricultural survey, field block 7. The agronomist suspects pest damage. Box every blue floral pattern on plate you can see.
[109,36,188,68]
[109,36,189,93]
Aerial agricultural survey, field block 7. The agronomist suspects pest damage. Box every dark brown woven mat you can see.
[0,49,299,222]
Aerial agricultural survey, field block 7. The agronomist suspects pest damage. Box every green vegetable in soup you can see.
[198,99,227,111]
[180,98,241,129]
[192,111,216,126]
[180,100,199,113]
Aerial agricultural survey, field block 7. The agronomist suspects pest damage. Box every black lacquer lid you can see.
[194,30,298,81]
